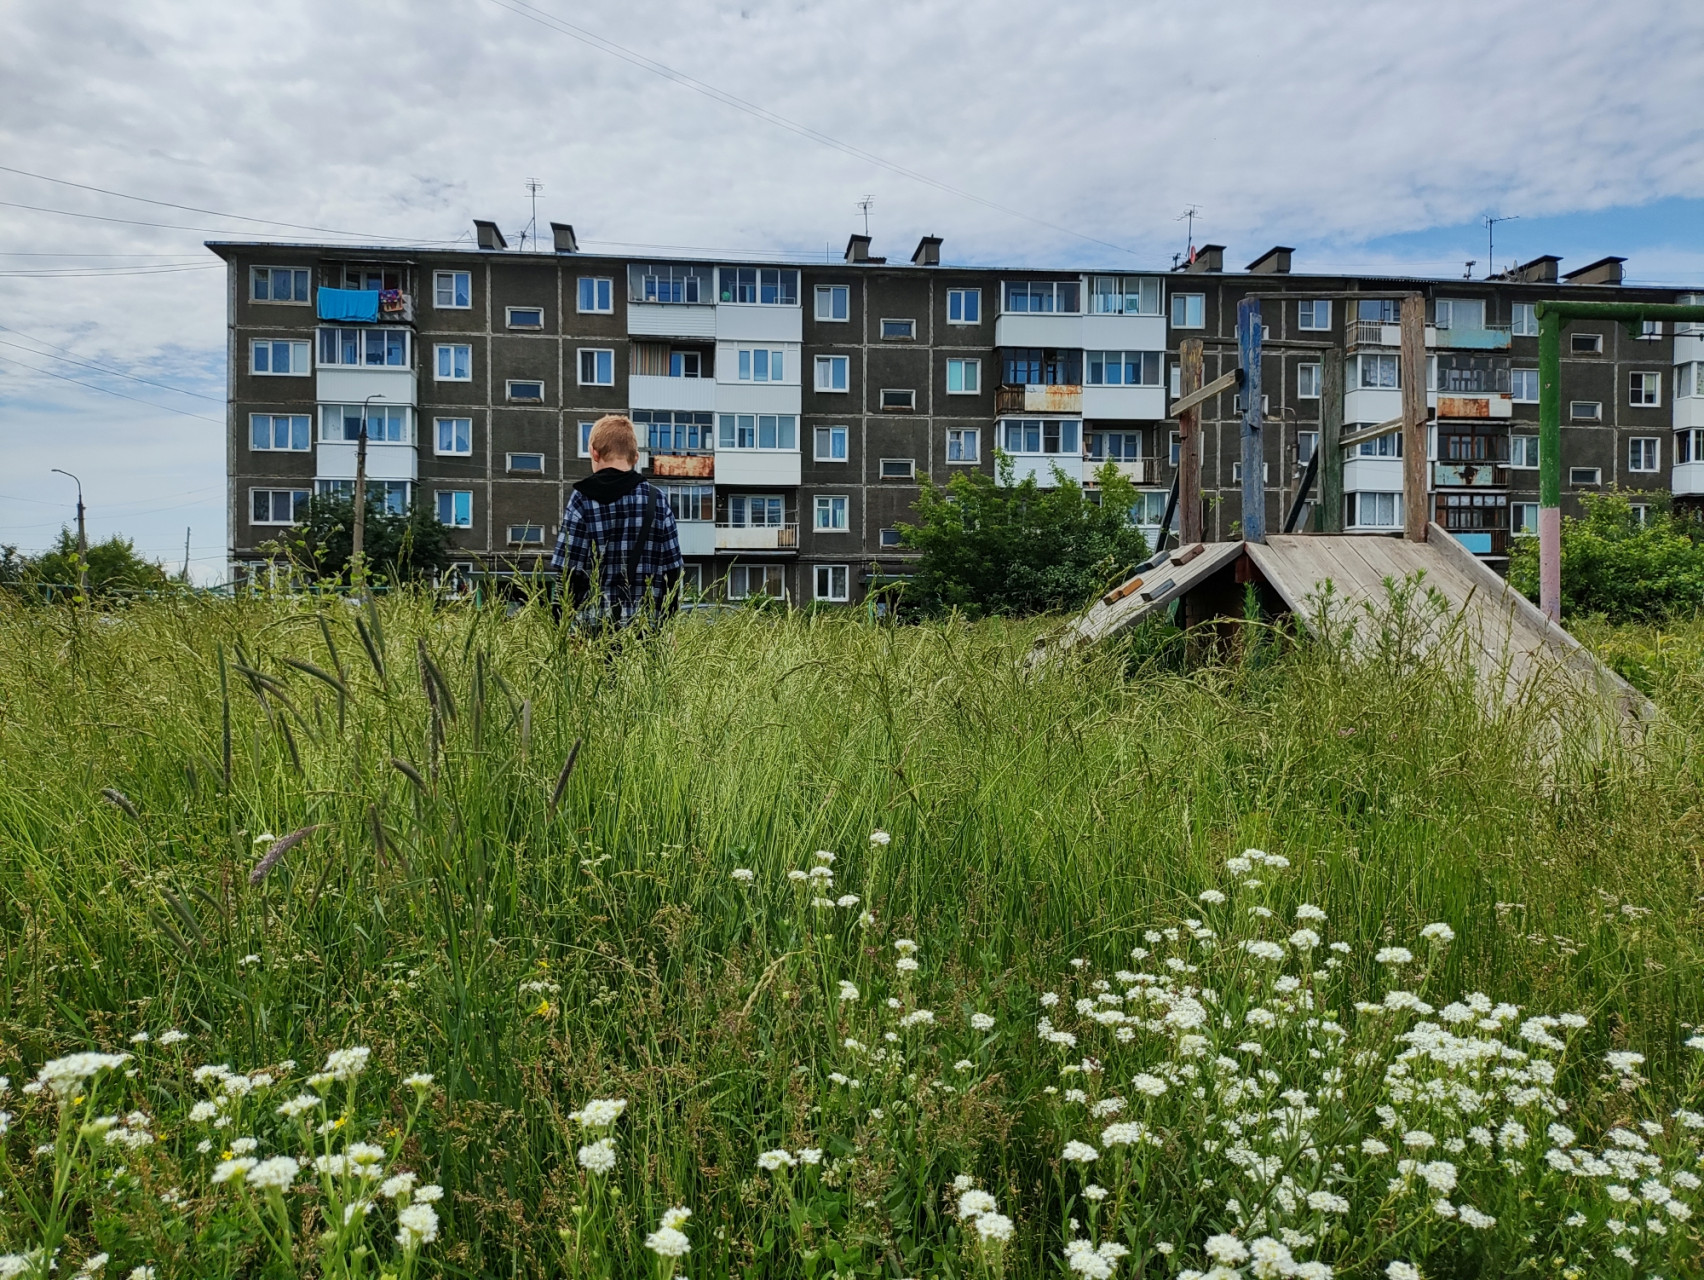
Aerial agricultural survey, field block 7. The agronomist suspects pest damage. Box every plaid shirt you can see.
[550,480,683,619]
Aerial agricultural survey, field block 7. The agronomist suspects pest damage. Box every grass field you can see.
[1,595,1702,1279]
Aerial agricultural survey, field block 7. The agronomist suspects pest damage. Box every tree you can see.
[22,528,170,595]
[1508,490,1704,621]
[897,456,1151,617]
[268,494,456,584]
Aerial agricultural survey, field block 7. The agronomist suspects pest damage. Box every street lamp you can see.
[350,393,384,592]
[50,468,88,597]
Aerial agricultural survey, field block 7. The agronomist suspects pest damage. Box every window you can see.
[1679,429,1704,464]
[1570,332,1603,355]
[1570,467,1602,486]
[436,490,473,527]
[948,288,981,324]
[319,404,409,443]
[671,350,704,378]
[664,484,714,523]
[578,420,596,456]
[1355,432,1402,458]
[1346,492,1401,529]
[1511,303,1537,337]
[315,478,408,512]
[507,306,545,329]
[727,564,786,600]
[1230,462,1270,483]
[508,524,545,546]
[1358,354,1400,389]
[999,419,1080,455]
[815,495,849,531]
[814,285,849,321]
[1297,299,1331,331]
[632,263,708,304]
[250,339,309,375]
[1679,364,1699,399]
[433,271,471,309]
[719,267,799,305]
[728,495,785,527]
[946,358,981,394]
[1297,363,1322,399]
[1171,293,1205,328]
[317,327,409,368]
[736,348,786,382]
[1510,435,1540,468]
[249,413,310,451]
[1434,298,1485,331]
[1169,431,1181,466]
[880,458,915,480]
[717,413,797,449]
[879,527,902,548]
[577,277,613,313]
[1629,437,1660,472]
[634,410,714,453]
[880,318,915,340]
[1511,503,1539,535]
[506,380,545,403]
[1170,364,1181,398]
[578,348,614,385]
[1298,432,1318,465]
[1570,400,1602,422]
[251,488,310,525]
[1511,368,1539,402]
[1630,371,1662,407]
[1003,280,1081,313]
[1088,276,1162,316]
[814,564,850,602]
[947,428,980,463]
[1085,351,1163,386]
[507,452,546,474]
[1130,491,1171,529]
[814,425,848,461]
[1001,348,1082,385]
[1357,299,1402,323]
[251,267,309,303]
[1232,394,1270,415]
[814,355,849,391]
[1637,320,1662,340]
[435,418,472,456]
[435,344,472,381]
[880,388,915,412]
[1087,431,1143,461]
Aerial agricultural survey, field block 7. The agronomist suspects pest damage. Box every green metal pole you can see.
[1537,307,1563,621]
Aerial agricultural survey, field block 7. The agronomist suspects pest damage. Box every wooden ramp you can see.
[1036,525,1652,720]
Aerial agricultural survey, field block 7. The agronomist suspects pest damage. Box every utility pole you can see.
[1399,294,1428,542]
[182,527,191,582]
[1177,338,1204,544]
[351,394,383,593]
[1237,298,1264,543]
[51,468,87,596]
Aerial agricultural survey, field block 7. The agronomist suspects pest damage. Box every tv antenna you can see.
[1176,206,1201,261]
[856,194,875,237]
[1463,260,1477,279]
[1484,214,1518,278]
[523,178,544,251]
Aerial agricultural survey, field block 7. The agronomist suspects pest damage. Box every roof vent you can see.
[1245,246,1293,275]
[1562,256,1626,286]
[474,220,508,251]
[1184,244,1225,274]
[911,235,942,267]
[550,222,579,254]
[1509,254,1560,284]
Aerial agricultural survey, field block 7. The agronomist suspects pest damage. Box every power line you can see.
[0,197,460,246]
[0,251,215,258]
[0,263,220,278]
[481,0,1137,257]
[0,352,223,422]
[0,327,223,402]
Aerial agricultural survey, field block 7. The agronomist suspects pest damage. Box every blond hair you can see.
[587,414,640,464]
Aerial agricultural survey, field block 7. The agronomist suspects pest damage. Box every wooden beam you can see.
[1238,298,1265,543]
[1167,368,1239,419]
[1320,348,1344,532]
[1400,293,1427,542]
[1178,339,1204,544]
[1337,416,1404,451]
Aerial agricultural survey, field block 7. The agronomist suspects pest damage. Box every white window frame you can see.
[1230,461,1271,484]
[1297,431,1318,465]
[316,326,410,369]
[947,428,980,464]
[947,288,981,325]
[248,413,312,452]
[434,343,472,382]
[436,490,473,528]
[1570,400,1602,422]
[1628,437,1660,472]
[505,379,546,403]
[727,564,787,600]
[1171,293,1205,329]
[577,277,614,314]
[507,524,546,546]
[1570,467,1602,486]
[878,527,903,548]
[718,414,797,450]
[1511,502,1540,535]
[578,348,615,386]
[735,347,787,383]
[1511,303,1537,337]
[318,403,412,445]
[1085,351,1163,387]
[718,267,800,306]
[814,355,849,392]
[506,452,547,474]
[814,564,850,603]
[814,494,849,531]
[946,358,981,395]
[1346,491,1402,530]
[879,458,915,480]
[814,425,848,462]
[506,306,545,330]
[1297,299,1331,331]
[999,419,1081,457]
[250,488,310,526]
[433,270,471,310]
[880,388,916,413]
[1630,371,1662,407]
[727,494,785,528]
[250,339,310,376]
[880,318,916,341]
[814,284,849,322]
[1297,363,1322,399]
[578,420,596,457]
[1570,332,1603,355]
[1169,431,1180,466]
[1510,435,1539,469]
[435,417,473,456]
[1511,368,1539,403]
[250,266,310,304]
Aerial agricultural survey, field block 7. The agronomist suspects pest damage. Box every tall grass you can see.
[0,594,1700,1277]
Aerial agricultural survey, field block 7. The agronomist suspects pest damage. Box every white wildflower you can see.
[1419,922,1455,944]
[975,1213,1014,1243]
[569,1098,627,1129]
[577,1138,616,1174]
[396,1202,439,1249]
[1374,947,1413,965]
[731,868,755,882]
[757,1149,795,1171]
[246,1156,299,1191]
[970,1013,996,1032]
[959,1189,998,1218]
[838,980,860,1001]
[1061,1140,1099,1163]
[869,830,891,845]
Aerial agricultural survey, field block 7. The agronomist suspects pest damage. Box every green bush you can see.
[1,528,171,598]
[268,494,456,585]
[1508,490,1704,621]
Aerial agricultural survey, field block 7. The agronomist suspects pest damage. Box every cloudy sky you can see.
[2,0,1701,581]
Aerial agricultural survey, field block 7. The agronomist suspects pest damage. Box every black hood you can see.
[574,467,646,503]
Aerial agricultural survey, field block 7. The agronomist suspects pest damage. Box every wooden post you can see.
[1399,293,1427,542]
[1320,348,1344,532]
[1178,338,1204,545]
[1237,298,1265,543]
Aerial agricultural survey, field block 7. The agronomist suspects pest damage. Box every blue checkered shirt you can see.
[550,480,683,618]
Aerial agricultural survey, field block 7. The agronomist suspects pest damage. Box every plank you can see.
[1167,368,1239,419]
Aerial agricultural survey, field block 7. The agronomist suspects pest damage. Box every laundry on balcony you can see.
[316,287,381,322]
[380,288,405,313]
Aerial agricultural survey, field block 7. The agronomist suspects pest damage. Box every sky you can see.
[1,0,1702,583]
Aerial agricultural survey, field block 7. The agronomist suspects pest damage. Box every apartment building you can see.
[211,226,1699,601]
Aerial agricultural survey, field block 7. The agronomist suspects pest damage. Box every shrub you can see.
[1508,491,1704,621]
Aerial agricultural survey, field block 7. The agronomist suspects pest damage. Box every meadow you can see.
[0,594,1701,1279]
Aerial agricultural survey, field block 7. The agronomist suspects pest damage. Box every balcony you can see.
[317,287,413,323]
[1435,323,1511,351]
[1440,526,1510,557]
[1435,394,1513,420]
[1674,461,1704,497]
[677,521,715,557]
[996,384,1083,414]
[649,453,714,479]
[1085,457,1157,484]
[628,302,716,339]
[715,450,801,487]
[1434,461,1509,488]
[715,523,798,552]
[629,373,716,412]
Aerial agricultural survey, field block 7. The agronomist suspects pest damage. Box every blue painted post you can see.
[1237,298,1265,543]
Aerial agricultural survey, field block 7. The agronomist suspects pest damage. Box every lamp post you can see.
[350,393,384,592]
[50,468,87,596]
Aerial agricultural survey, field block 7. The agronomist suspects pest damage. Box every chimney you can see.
[911,235,942,267]
[550,222,579,254]
[1510,254,1560,284]
[1184,244,1225,274]
[1562,256,1626,286]
[473,220,507,251]
[845,233,886,264]
[1245,246,1293,275]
